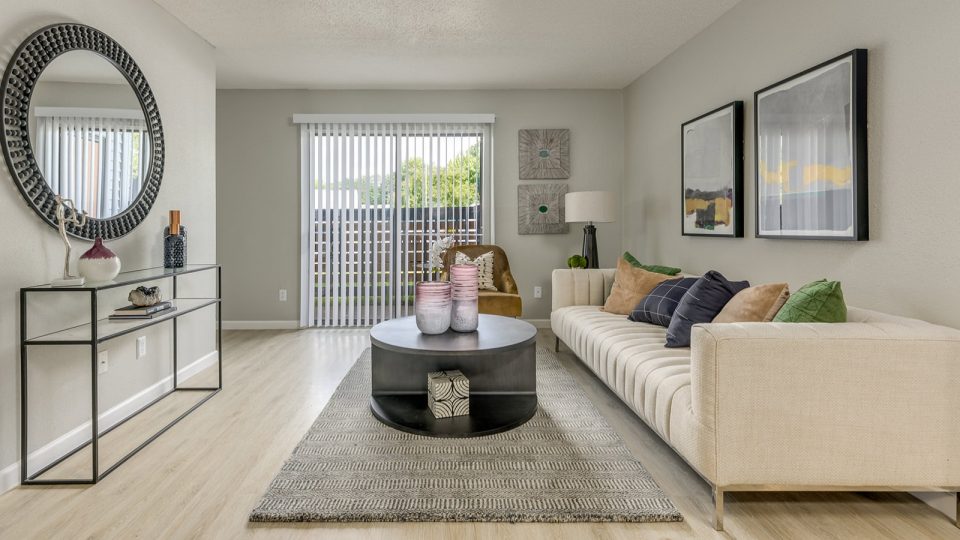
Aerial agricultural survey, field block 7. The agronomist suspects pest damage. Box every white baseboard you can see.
[0,350,218,494]
[523,318,551,328]
[223,320,299,330]
[0,462,17,495]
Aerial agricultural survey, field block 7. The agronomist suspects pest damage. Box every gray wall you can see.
[0,0,216,488]
[621,0,960,517]
[217,90,623,323]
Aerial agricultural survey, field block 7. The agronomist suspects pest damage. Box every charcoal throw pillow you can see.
[666,270,750,348]
[621,251,682,276]
[773,279,847,323]
[628,277,699,327]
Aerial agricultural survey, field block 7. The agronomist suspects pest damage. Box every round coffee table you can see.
[369,314,538,438]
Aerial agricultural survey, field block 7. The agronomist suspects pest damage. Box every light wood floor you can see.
[0,328,958,539]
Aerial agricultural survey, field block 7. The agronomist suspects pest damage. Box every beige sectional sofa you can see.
[551,268,960,530]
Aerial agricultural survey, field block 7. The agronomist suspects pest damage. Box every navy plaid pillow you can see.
[628,277,699,327]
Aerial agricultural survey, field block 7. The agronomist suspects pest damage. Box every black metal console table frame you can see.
[19,264,221,485]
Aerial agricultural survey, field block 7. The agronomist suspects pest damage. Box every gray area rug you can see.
[250,347,682,523]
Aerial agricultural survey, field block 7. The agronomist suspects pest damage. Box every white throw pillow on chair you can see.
[454,251,498,291]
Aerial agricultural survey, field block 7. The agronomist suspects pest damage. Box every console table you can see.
[19,264,221,484]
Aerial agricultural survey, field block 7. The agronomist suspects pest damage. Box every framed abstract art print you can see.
[754,49,868,240]
[681,101,744,237]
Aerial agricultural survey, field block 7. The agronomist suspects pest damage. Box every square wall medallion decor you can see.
[518,183,569,234]
[519,129,570,179]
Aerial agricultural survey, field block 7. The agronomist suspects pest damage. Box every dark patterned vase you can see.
[164,225,186,268]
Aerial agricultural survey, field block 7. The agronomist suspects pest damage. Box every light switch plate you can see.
[533,286,543,299]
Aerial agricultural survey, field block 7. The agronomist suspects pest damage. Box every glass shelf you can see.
[25,298,220,344]
[24,264,219,291]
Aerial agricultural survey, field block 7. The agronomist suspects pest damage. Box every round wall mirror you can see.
[0,24,164,239]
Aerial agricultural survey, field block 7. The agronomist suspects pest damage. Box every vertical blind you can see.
[34,108,148,218]
[298,116,493,327]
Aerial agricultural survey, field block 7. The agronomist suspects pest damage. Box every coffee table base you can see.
[370,394,538,438]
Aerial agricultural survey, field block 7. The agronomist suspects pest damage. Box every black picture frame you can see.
[681,101,744,237]
[0,23,165,240]
[754,49,868,241]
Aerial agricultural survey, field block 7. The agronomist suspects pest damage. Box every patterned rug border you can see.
[250,346,683,524]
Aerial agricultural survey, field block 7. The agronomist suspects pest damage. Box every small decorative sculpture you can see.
[129,286,162,307]
[51,195,88,287]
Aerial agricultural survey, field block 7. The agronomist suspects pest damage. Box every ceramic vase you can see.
[164,210,187,268]
[449,264,479,333]
[78,236,121,282]
[415,281,452,335]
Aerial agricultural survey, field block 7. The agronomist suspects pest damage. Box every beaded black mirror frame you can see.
[0,23,164,239]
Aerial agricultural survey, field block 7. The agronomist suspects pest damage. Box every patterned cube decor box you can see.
[427,370,470,418]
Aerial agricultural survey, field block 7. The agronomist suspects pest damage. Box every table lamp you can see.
[564,191,617,269]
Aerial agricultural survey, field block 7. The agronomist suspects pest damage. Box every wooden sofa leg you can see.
[554,336,560,352]
[712,486,724,531]
[956,493,959,528]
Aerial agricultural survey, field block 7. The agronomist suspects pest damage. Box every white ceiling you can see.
[154,0,739,90]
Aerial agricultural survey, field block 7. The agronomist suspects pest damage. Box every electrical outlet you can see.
[533,286,543,299]
[136,336,147,359]
[97,351,109,374]
[279,289,288,302]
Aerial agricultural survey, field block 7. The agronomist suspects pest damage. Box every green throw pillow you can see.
[622,251,681,276]
[773,279,847,323]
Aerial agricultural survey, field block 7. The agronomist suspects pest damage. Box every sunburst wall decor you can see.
[518,183,569,234]
[519,129,570,179]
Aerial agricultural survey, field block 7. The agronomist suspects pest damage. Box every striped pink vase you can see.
[449,264,479,332]
[415,281,452,334]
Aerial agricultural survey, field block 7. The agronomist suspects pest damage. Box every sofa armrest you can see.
[690,321,960,487]
[551,268,616,311]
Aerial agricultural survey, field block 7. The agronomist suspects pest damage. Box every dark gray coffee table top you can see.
[370,314,537,355]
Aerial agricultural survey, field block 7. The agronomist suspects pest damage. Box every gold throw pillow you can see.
[713,282,790,323]
[602,257,674,315]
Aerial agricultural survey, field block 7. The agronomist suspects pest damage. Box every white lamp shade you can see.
[564,191,618,223]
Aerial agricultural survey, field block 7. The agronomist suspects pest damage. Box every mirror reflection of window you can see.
[34,109,148,218]
[28,50,151,219]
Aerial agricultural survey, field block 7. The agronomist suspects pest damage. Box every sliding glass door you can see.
[299,118,493,327]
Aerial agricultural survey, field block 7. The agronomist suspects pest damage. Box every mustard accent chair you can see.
[441,244,522,318]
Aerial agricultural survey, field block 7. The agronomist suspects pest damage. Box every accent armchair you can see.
[441,244,522,318]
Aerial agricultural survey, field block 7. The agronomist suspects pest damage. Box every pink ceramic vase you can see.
[415,281,452,334]
[449,264,479,332]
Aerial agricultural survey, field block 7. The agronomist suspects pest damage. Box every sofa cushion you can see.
[629,277,699,327]
[602,257,675,315]
[713,282,790,323]
[622,251,682,276]
[666,270,749,347]
[551,305,693,445]
[773,279,846,323]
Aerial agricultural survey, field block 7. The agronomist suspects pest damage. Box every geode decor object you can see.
[129,286,162,307]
